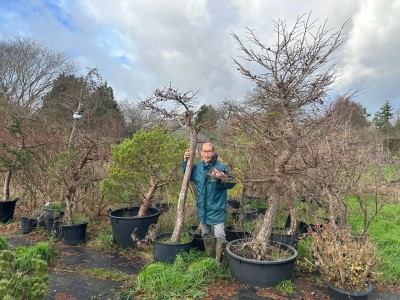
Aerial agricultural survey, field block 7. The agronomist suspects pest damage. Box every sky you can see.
[1,0,400,116]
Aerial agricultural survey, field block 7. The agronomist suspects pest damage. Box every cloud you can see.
[1,0,399,114]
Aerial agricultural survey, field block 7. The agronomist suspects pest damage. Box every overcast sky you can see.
[1,0,399,116]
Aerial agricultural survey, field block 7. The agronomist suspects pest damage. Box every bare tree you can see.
[0,36,76,111]
[231,13,350,258]
[141,84,216,243]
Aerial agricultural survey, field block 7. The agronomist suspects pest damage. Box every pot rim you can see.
[226,238,298,264]
[108,206,160,219]
[326,280,373,296]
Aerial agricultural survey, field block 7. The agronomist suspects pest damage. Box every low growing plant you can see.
[307,222,379,291]
[275,279,295,294]
[0,250,49,300]
[15,242,55,272]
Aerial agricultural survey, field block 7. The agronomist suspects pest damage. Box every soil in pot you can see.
[227,239,298,288]
[154,232,192,263]
[326,281,373,300]
[109,206,160,248]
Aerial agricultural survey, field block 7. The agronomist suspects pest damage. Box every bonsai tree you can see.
[101,127,188,216]
[141,84,216,243]
[230,13,350,259]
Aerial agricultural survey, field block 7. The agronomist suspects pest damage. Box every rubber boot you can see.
[216,238,228,266]
[202,234,216,258]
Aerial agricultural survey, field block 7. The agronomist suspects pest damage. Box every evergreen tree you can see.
[373,100,394,131]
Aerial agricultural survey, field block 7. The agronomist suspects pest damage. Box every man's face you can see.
[201,144,214,163]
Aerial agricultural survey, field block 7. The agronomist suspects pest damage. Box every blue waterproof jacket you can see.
[182,156,236,225]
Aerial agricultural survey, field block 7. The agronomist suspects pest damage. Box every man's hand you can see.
[183,150,191,162]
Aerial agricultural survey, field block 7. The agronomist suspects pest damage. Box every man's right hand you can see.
[183,150,191,162]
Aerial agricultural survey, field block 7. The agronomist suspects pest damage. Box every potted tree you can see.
[307,222,378,299]
[224,14,351,287]
[44,68,121,245]
[102,128,188,248]
[141,85,217,262]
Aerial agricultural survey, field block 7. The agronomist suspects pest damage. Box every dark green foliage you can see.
[0,236,8,250]
[0,250,49,300]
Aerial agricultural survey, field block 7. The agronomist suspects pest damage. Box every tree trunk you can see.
[171,129,197,243]
[65,186,76,224]
[138,180,157,217]
[255,185,281,246]
[3,170,12,201]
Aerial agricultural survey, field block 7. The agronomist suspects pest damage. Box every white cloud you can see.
[1,0,399,114]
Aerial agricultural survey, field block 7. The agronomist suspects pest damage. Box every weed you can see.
[275,279,295,294]
[89,231,115,251]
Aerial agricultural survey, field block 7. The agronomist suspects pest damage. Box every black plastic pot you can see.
[20,218,38,234]
[0,199,18,223]
[227,239,298,288]
[271,228,299,249]
[231,207,258,222]
[109,206,160,248]
[227,198,240,209]
[187,225,205,251]
[326,281,372,300]
[224,225,251,242]
[45,219,62,237]
[62,223,88,245]
[154,232,192,263]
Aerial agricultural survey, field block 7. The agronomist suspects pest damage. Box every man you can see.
[182,142,236,241]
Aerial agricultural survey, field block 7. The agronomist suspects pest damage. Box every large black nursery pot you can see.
[226,239,298,288]
[271,228,299,249]
[224,225,252,242]
[154,232,192,263]
[20,217,38,234]
[326,281,372,300]
[187,225,205,251]
[0,198,18,223]
[109,206,160,248]
[62,223,88,245]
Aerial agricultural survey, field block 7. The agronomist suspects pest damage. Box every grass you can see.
[15,241,55,272]
[128,250,230,300]
[348,203,400,283]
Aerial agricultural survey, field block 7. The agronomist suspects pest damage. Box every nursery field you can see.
[0,201,399,300]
